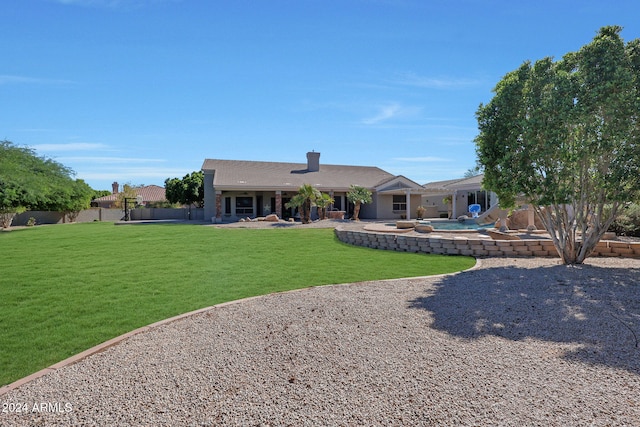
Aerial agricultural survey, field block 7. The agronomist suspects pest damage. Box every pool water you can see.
[418,220,491,231]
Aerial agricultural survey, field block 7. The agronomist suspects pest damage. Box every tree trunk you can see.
[303,200,311,223]
[535,203,618,265]
[0,211,17,229]
[353,202,361,221]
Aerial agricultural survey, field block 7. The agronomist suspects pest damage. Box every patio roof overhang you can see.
[376,188,431,195]
[421,184,484,196]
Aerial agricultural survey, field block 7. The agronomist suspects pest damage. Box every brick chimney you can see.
[307,151,320,172]
[112,182,119,194]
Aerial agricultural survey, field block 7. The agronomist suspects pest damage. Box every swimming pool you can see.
[418,220,492,231]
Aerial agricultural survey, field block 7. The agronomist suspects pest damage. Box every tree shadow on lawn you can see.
[409,263,640,374]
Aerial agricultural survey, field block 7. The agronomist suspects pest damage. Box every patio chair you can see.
[468,204,481,218]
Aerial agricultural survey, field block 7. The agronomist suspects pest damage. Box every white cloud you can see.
[393,156,452,162]
[51,0,177,7]
[0,75,40,84]
[58,156,166,164]
[31,143,110,152]
[362,104,401,125]
[53,156,191,187]
[361,103,420,125]
[53,0,123,6]
[77,167,192,180]
[0,75,73,85]
[392,72,479,89]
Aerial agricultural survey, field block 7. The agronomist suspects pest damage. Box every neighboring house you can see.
[201,152,428,222]
[421,174,498,219]
[92,182,168,208]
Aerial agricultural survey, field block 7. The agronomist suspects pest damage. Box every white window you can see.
[392,195,406,211]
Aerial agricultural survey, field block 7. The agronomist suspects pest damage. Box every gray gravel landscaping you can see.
[2,256,640,426]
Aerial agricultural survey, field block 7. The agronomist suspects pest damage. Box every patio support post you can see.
[215,191,222,222]
[405,190,411,220]
[452,190,458,219]
[275,191,282,219]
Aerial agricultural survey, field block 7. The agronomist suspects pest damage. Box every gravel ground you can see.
[2,255,640,426]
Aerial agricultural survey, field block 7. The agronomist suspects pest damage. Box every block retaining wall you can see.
[334,228,640,259]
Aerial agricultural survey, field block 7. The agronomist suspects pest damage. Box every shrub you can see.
[0,207,26,229]
[609,203,640,237]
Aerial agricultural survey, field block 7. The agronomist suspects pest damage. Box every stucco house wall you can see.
[420,195,449,218]
[358,197,377,220]
[203,170,215,219]
[374,193,423,219]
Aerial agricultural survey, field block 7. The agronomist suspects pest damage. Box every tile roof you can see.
[201,159,396,191]
[92,193,119,202]
[134,185,167,202]
[423,178,465,190]
[93,185,167,202]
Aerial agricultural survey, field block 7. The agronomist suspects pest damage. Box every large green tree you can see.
[164,171,205,208]
[475,26,640,264]
[0,140,94,227]
[55,179,95,222]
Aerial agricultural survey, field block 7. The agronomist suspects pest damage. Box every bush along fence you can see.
[333,227,640,259]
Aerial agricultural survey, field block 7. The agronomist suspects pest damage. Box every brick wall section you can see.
[334,228,640,258]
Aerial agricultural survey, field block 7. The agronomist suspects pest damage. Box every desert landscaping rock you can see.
[2,256,640,426]
[414,224,434,233]
[396,220,416,229]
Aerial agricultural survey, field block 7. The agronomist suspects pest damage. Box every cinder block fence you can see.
[10,208,205,226]
[334,228,640,258]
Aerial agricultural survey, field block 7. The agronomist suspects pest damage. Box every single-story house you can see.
[92,182,168,208]
[201,152,429,222]
[421,174,498,219]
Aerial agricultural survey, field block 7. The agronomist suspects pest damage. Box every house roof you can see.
[452,174,484,188]
[93,185,167,202]
[422,174,485,194]
[375,175,431,194]
[201,159,397,191]
[134,185,167,201]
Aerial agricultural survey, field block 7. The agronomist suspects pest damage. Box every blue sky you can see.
[3,0,640,191]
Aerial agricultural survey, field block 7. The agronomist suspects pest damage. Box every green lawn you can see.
[0,222,475,386]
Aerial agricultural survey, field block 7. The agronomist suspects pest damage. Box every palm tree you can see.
[346,185,372,221]
[316,193,335,220]
[285,184,321,224]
